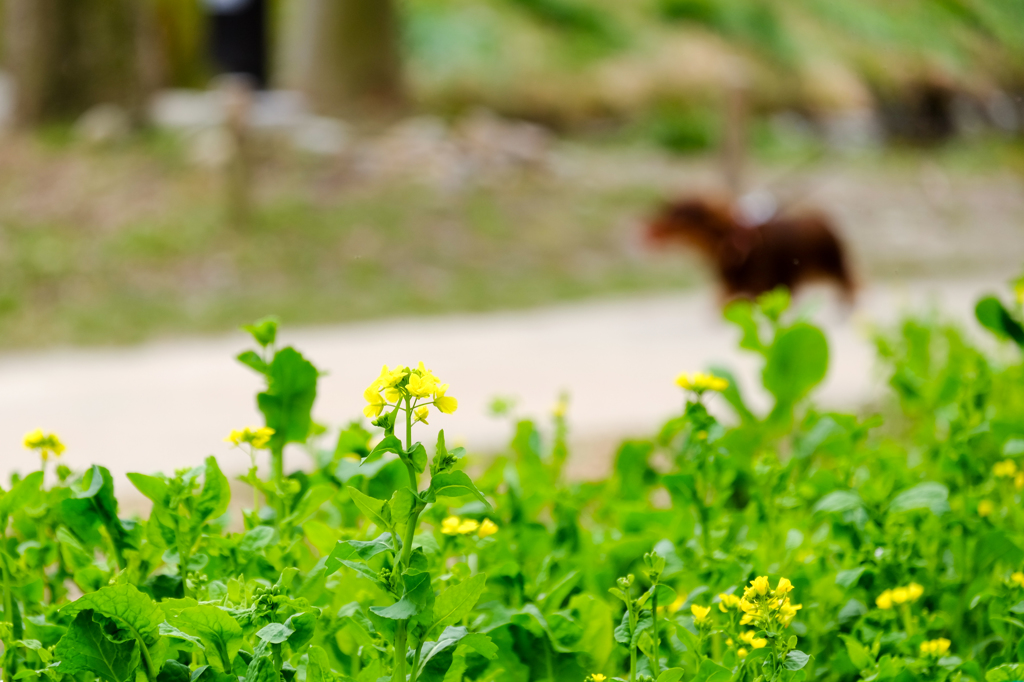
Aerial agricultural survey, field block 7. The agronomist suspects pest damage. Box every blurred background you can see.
[1,0,1023,483]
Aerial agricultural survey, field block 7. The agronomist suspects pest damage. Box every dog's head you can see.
[646,197,734,252]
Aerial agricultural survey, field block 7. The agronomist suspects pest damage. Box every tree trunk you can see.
[4,0,156,125]
[293,0,405,120]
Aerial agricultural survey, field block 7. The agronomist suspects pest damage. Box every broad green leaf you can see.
[813,490,863,513]
[126,473,168,505]
[428,574,488,639]
[428,471,490,507]
[171,605,244,673]
[255,623,293,644]
[657,669,685,682]
[417,628,496,682]
[55,611,140,682]
[236,351,269,376]
[304,646,332,682]
[346,486,391,530]
[326,533,395,576]
[285,611,319,649]
[784,650,811,671]
[157,660,192,682]
[257,346,319,450]
[842,635,873,670]
[692,658,731,682]
[239,526,276,554]
[888,482,949,515]
[0,471,43,519]
[988,663,1024,681]
[763,323,829,405]
[244,653,280,682]
[835,567,866,588]
[60,584,164,647]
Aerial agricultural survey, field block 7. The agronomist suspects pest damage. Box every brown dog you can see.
[647,196,855,303]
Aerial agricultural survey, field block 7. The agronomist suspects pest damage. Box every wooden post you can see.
[221,76,253,230]
[721,69,749,199]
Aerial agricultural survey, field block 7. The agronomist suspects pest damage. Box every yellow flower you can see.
[739,597,758,615]
[737,648,748,658]
[434,384,458,414]
[920,638,951,657]
[1011,572,1024,587]
[457,519,480,534]
[441,516,462,535]
[414,406,430,424]
[740,631,768,649]
[718,593,741,612]
[907,582,924,602]
[587,675,607,682]
[779,600,802,626]
[1016,472,1024,491]
[363,386,387,418]
[979,499,995,517]
[891,587,910,605]
[668,595,686,614]
[553,395,569,418]
[407,372,435,398]
[776,577,793,597]
[675,372,729,394]
[24,429,66,462]
[876,590,894,610]
[478,519,499,538]
[691,604,712,626]
[994,460,1018,478]
[749,576,771,596]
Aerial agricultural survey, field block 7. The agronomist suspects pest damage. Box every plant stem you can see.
[393,398,419,682]
[651,589,660,677]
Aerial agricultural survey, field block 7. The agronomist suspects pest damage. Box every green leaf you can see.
[370,570,433,620]
[657,669,685,682]
[763,323,829,405]
[692,658,732,682]
[244,653,280,682]
[813,490,863,513]
[988,663,1024,681]
[170,605,244,673]
[835,567,866,588]
[157,660,192,682]
[368,433,404,461]
[256,346,319,450]
[428,471,490,508]
[784,650,811,671]
[255,623,293,644]
[976,296,1024,347]
[285,611,319,649]
[723,301,764,353]
[195,456,231,524]
[238,526,276,554]
[346,487,391,531]
[842,635,873,670]
[126,473,168,505]
[304,646,332,682]
[243,316,279,348]
[888,482,949,515]
[326,533,395,575]
[417,628,496,682]
[60,584,164,648]
[428,574,488,639]
[407,443,428,474]
[0,471,43,519]
[55,612,140,682]
[236,351,269,376]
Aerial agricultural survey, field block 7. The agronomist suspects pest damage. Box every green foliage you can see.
[5,279,1024,682]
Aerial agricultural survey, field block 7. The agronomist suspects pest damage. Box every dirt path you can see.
[0,275,1012,493]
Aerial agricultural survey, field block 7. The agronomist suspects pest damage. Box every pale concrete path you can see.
[0,277,1009,493]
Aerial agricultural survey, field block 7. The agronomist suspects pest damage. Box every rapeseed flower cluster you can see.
[441,516,498,538]
[23,429,65,462]
[875,582,924,610]
[718,592,741,613]
[691,604,712,627]
[363,363,457,422]
[920,638,951,657]
[994,459,1018,478]
[676,372,729,394]
[1010,571,1024,588]
[978,499,995,517]
[225,426,275,449]
[585,675,607,682]
[737,576,802,629]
